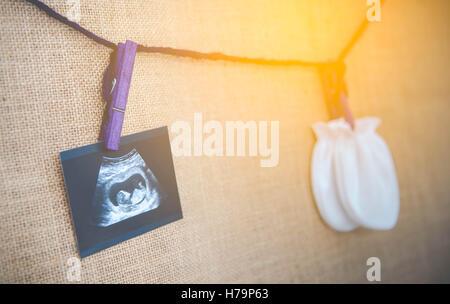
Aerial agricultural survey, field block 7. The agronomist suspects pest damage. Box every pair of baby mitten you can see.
[311,117,400,231]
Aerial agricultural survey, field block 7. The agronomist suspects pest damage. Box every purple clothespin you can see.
[100,40,138,150]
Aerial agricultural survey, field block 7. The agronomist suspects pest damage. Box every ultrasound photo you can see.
[60,127,182,258]
[91,148,164,227]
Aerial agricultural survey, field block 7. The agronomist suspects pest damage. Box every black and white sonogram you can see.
[60,127,182,258]
[91,149,164,227]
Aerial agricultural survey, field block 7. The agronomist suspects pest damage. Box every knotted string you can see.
[24,0,383,68]
[23,0,385,127]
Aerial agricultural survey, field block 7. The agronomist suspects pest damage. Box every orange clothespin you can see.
[318,61,354,129]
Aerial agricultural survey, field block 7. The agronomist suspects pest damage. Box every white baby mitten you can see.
[311,117,400,231]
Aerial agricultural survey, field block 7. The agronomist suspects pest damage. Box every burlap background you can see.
[1,0,449,283]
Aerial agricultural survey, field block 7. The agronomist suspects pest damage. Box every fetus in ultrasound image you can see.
[90,148,165,227]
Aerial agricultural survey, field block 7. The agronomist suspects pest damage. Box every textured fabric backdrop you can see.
[0,0,449,283]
